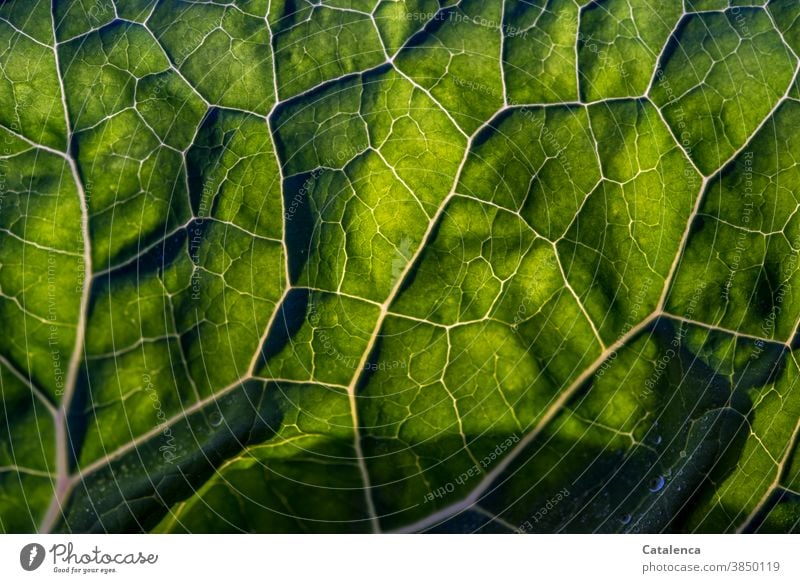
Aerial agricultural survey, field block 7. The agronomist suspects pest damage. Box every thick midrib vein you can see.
[39,0,94,534]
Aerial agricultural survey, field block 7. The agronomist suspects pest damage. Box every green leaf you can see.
[1,0,799,534]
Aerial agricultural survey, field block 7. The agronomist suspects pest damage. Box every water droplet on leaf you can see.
[648,475,665,493]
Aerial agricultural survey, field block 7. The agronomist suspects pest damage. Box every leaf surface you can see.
[1,0,799,534]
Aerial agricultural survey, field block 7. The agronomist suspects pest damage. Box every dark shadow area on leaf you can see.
[271,74,362,170]
[575,1,606,103]
[269,0,314,35]
[117,225,189,279]
[186,108,235,218]
[400,4,461,51]
[428,509,516,534]
[64,370,92,475]
[87,225,189,323]
[751,264,787,339]
[470,109,510,151]
[281,172,317,283]
[648,13,691,94]
[56,380,283,533]
[354,332,386,397]
[255,288,310,368]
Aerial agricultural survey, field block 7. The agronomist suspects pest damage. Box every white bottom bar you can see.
[0,534,796,582]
